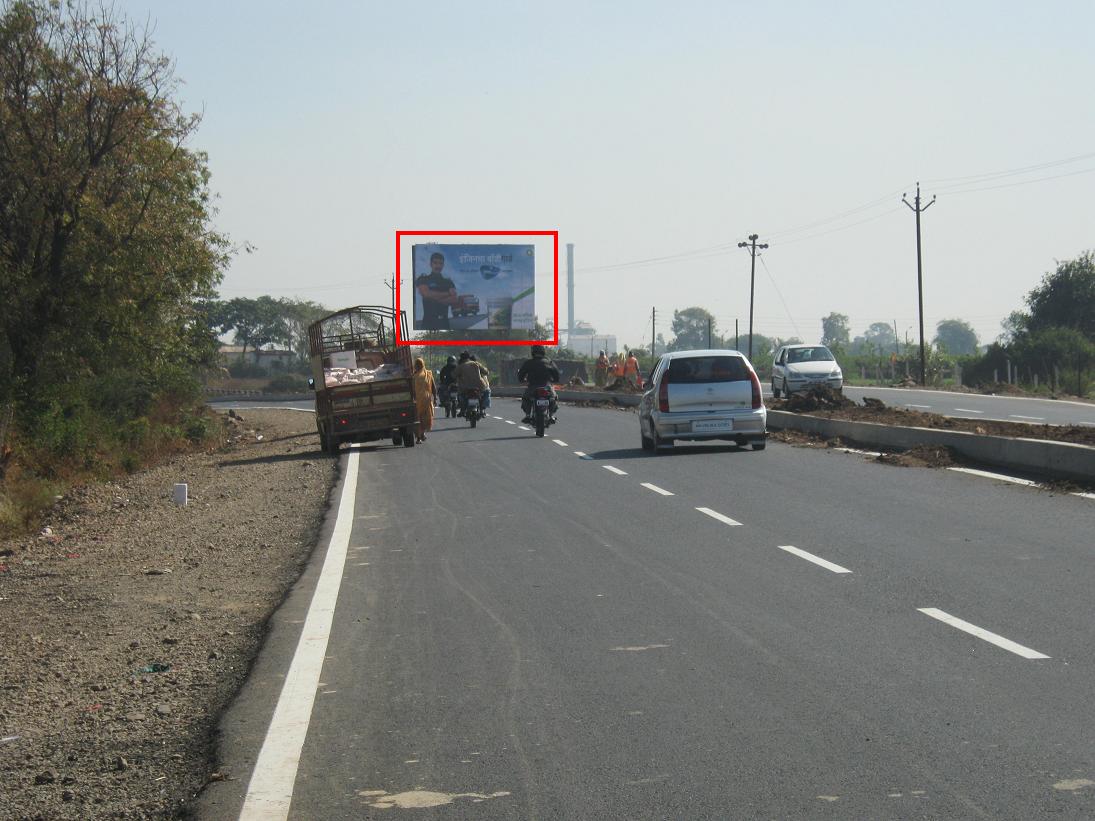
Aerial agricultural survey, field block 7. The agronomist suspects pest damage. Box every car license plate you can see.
[692,419,732,433]
[467,399,478,407]
[535,399,549,407]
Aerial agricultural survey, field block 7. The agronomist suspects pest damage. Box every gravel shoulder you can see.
[0,409,335,820]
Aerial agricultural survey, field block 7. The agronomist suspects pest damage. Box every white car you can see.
[771,344,843,397]
[638,350,767,453]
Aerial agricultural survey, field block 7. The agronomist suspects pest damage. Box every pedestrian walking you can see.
[412,357,436,442]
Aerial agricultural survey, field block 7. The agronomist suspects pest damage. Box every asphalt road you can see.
[203,398,1095,820]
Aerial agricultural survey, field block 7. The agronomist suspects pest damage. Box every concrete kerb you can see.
[491,387,1094,483]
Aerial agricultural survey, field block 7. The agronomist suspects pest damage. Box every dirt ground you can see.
[0,410,336,820]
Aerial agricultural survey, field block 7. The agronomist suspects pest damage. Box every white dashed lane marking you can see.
[777,545,851,574]
[553,439,569,446]
[1009,414,1045,421]
[574,452,593,460]
[518,426,531,431]
[505,420,516,425]
[640,482,674,496]
[602,466,628,476]
[695,507,742,527]
[917,608,1050,659]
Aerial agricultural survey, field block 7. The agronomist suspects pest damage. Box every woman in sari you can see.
[412,357,436,443]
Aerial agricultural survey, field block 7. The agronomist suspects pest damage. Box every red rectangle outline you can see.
[395,230,558,347]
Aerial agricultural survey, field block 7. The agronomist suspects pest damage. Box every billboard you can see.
[411,243,535,333]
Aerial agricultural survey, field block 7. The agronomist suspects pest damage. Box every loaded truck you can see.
[307,305,417,454]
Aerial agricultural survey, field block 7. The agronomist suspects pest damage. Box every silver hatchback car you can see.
[638,350,767,453]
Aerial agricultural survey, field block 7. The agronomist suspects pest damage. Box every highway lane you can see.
[213,399,1095,819]
[840,385,1095,427]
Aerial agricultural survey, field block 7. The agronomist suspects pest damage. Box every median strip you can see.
[695,507,742,527]
[917,607,1049,659]
[640,482,674,496]
[777,545,851,574]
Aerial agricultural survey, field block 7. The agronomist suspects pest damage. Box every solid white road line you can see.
[917,607,1050,659]
[953,408,984,414]
[1010,414,1045,421]
[640,482,674,496]
[1073,492,1095,500]
[777,545,851,574]
[695,507,742,527]
[553,439,569,446]
[603,465,628,475]
[906,404,931,409]
[947,467,1040,487]
[240,449,360,820]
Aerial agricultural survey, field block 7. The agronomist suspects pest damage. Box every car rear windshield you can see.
[665,356,750,383]
[786,347,834,363]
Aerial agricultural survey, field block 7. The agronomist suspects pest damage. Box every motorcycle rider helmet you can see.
[531,344,546,358]
[446,355,456,365]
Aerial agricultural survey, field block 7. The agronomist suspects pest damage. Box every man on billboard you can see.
[415,252,460,330]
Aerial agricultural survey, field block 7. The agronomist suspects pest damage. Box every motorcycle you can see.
[531,386,557,437]
[464,388,484,428]
[444,383,460,418]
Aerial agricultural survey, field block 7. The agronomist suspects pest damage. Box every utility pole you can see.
[707,316,712,348]
[735,319,739,351]
[651,307,656,359]
[737,234,768,361]
[902,183,935,385]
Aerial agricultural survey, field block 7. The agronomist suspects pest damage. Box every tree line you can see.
[0,1,227,508]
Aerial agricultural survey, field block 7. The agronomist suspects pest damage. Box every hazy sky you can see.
[125,0,1094,352]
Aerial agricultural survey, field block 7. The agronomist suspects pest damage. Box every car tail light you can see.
[749,369,762,409]
[658,379,669,412]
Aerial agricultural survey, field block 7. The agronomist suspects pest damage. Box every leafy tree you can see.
[669,307,717,350]
[863,322,898,352]
[1023,252,1095,339]
[934,319,979,355]
[821,313,850,348]
[0,1,228,444]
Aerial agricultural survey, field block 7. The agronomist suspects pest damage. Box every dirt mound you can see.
[875,445,957,468]
[771,386,855,413]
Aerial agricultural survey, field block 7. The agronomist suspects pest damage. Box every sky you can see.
[122,0,1095,353]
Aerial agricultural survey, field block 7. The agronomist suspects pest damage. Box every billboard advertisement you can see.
[411,243,535,333]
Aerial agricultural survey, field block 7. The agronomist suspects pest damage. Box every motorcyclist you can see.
[455,351,489,417]
[469,354,492,411]
[438,355,458,407]
[518,345,560,424]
